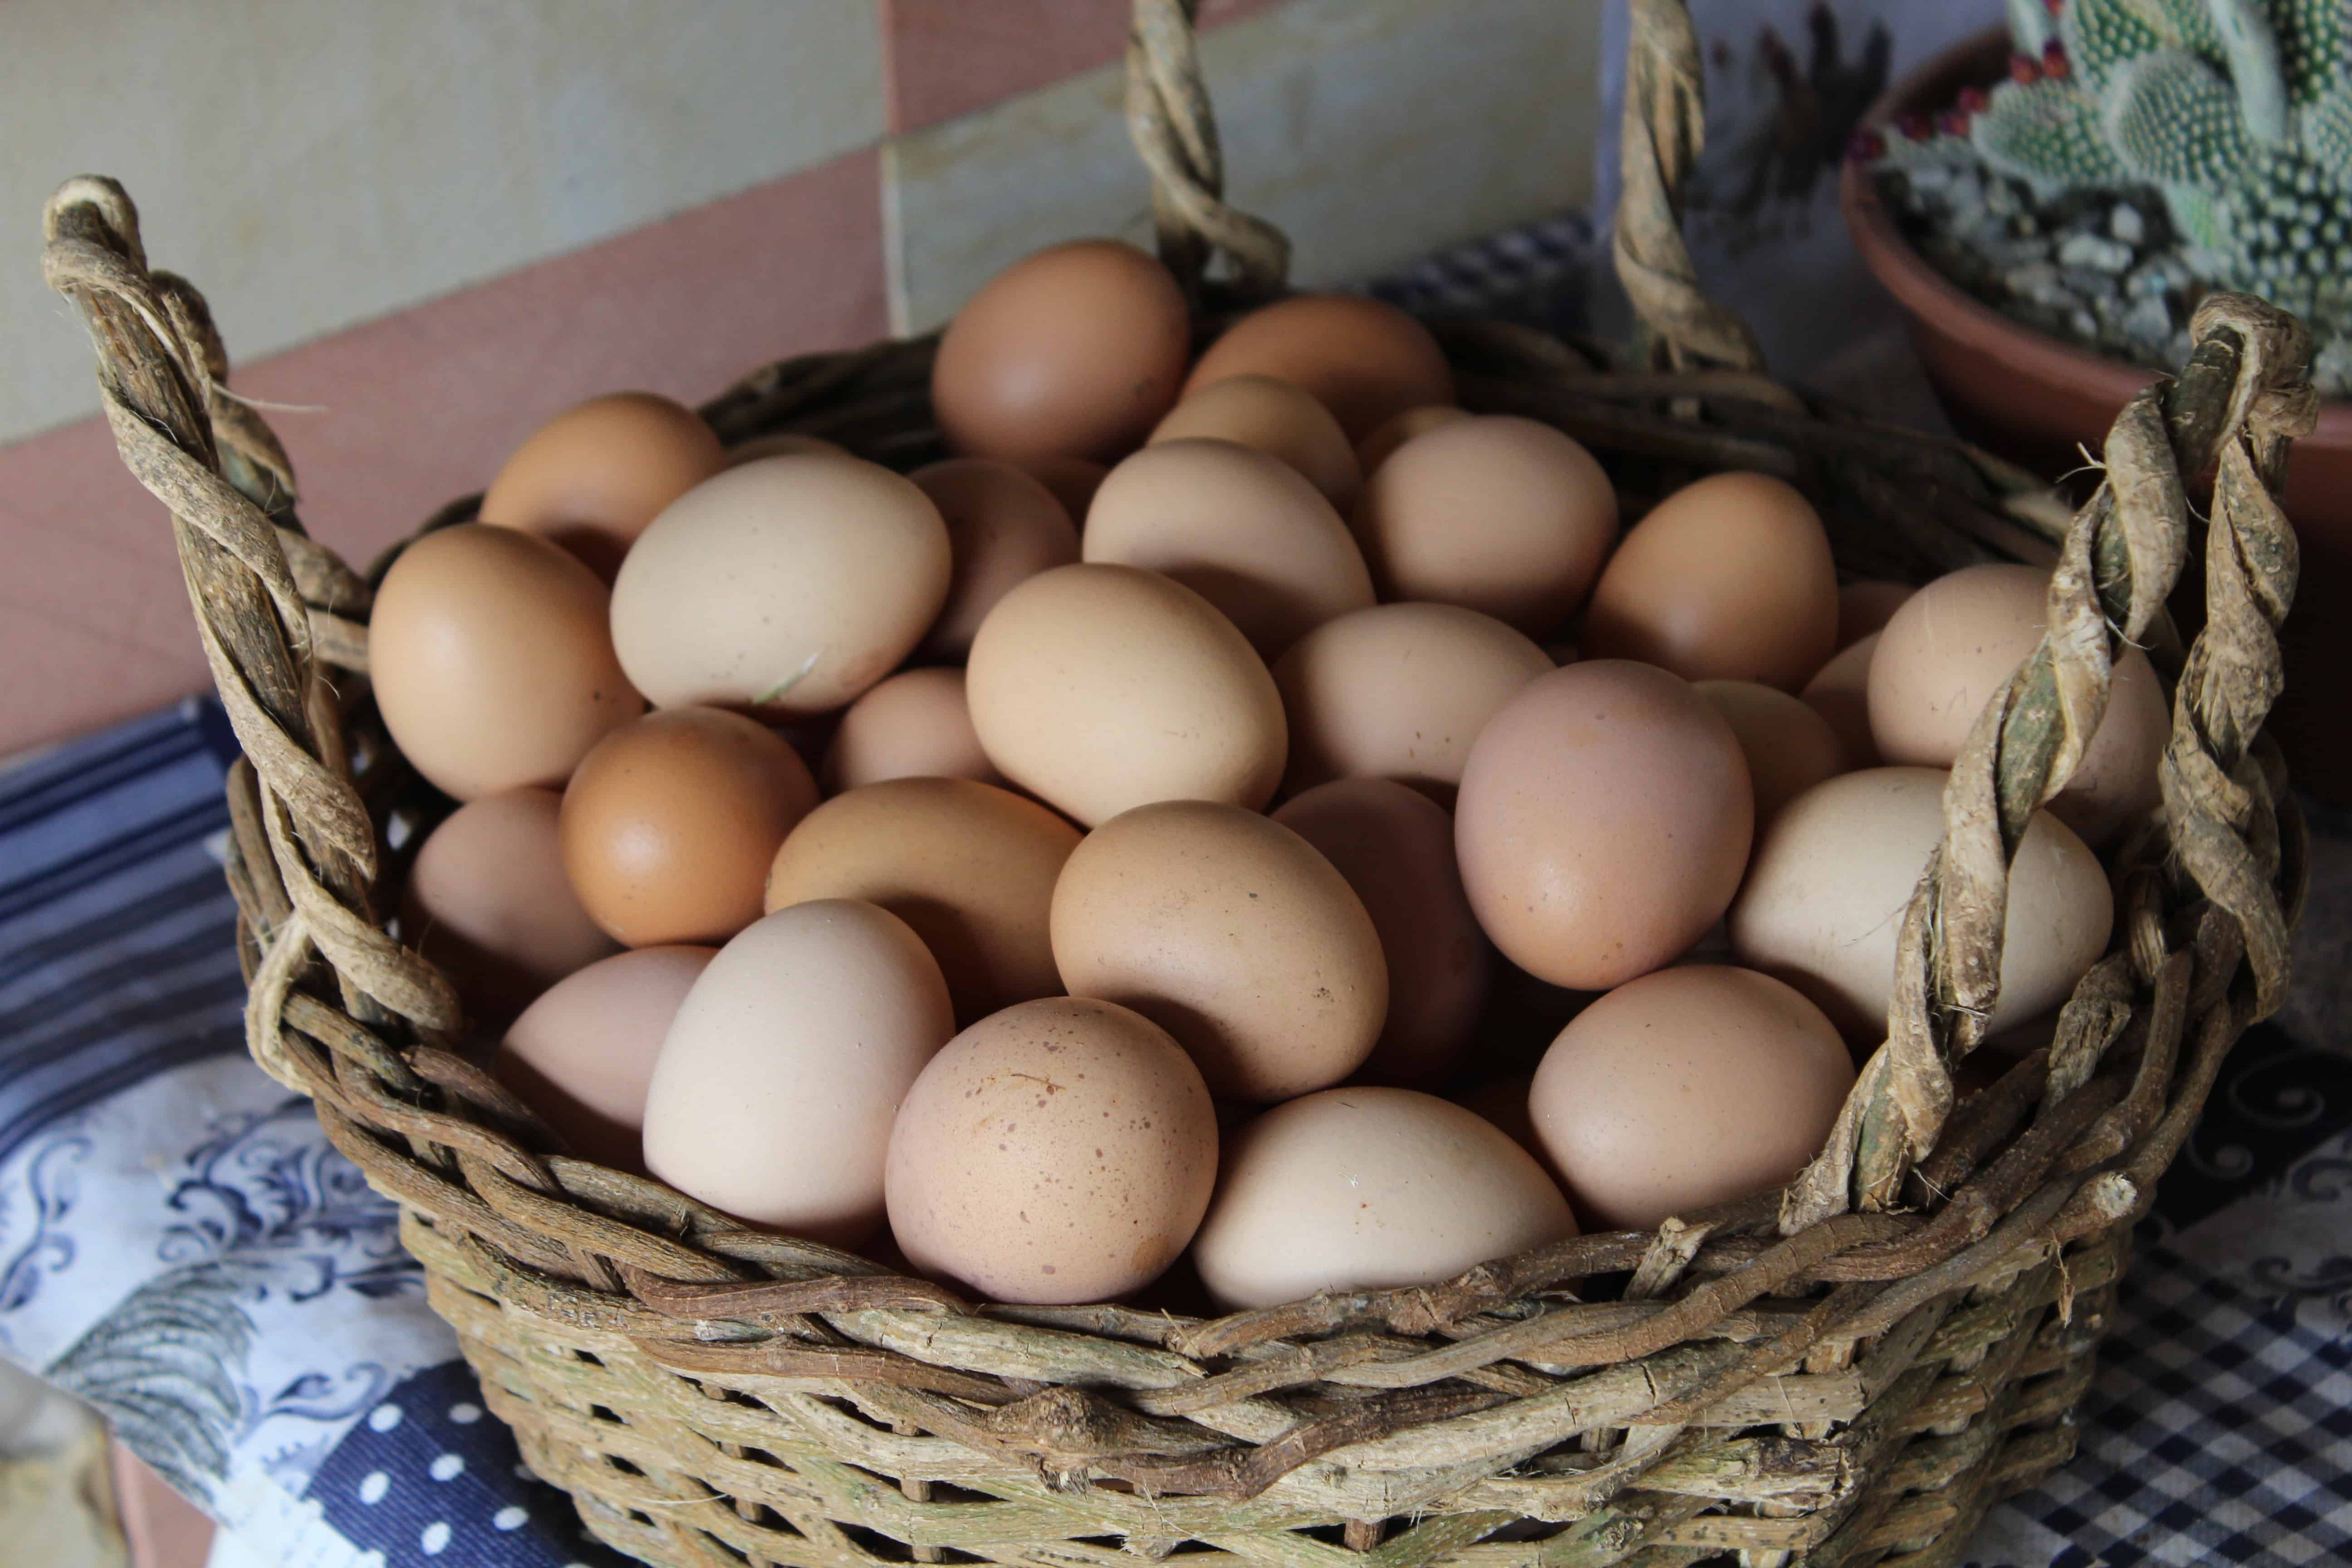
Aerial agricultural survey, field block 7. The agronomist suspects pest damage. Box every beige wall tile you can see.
[885,0,1601,333]
[3,0,883,446]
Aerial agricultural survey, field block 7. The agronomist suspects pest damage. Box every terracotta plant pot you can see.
[1843,27,2352,803]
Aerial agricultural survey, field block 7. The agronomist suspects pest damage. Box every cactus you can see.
[1964,0,2352,314]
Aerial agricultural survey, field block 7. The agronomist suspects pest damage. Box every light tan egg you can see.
[727,431,846,466]
[911,458,1081,660]
[560,708,819,947]
[495,945,715,1169]
[886,996,1218,1303]
[1357,405,1471,477]
[823,667,1001,792]
[609,453,951,715]
[1838,578,1916,647]
[401,787,621,1028]
[1081,439,1373,658]
[1583,471,1840,691]
[479,392,725,581]
[1867,564,2166,846]
[1274,602,1553,802]
[1727,767,2114,1043]
[1185,294,1454,442]
[1150,374,1361,507]
[370,524,643,801]
[1455,662,1753,990]
[1801,632,1882,768]
[965,564,1286,825]
[1693,680,1847,823]
[1352,415,1618,637]
[1051,800,1387,1102]
[933,240,1192,462]
[1191,1088,1575,1310]
[1529,965,1853,1231]
[642,900,953,1244]
[1273,779,1488,1087]
[764,777,1080,1022]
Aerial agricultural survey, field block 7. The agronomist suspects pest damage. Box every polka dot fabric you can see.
[304,1359,627,1567]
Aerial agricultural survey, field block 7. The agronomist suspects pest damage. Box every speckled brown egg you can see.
[1051,800,1386,1102]
[1801,632,1881,767]
[1185,294,1453,442]
[609,454,951,715]
[1352,415,1618,637]
[1529,965,1853,1231]
[1191,1088,1575,1309]
[1583,471,1840,691]
[932,240,1191,462]
[1693,680,1847,823]
[965,564,1286,825]
[370,524,642,801]
[643,900,952,1243]
[1867,564,2167,846]
[823,667,1001,792]
[1728,767,2114,1042]
[765,777,1079,1022]
[1273,780,1487,1087]
[911,458,1080,659]
[1455,662,1753,990]
[1274,602,1553,802]
[1838,578,1916,647]
[1082,439,1373,657]
[1357,405,1470,477]
[401,787,621,1027]
[495,945,715,1169]
[560,708,818,946]
[479,392,725,581]
[885,996,1218,1303]
[1150,374,1361,507]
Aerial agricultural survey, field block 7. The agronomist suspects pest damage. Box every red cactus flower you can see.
[2010,52,2042,83]
[1896,112,1933,141]
[1847,129,1887,162]
[2042,39,2071,78]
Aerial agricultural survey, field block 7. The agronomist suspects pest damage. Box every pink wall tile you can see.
[882,0,1285,135]
[2,147,887,760]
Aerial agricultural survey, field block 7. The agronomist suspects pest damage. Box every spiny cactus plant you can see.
[1970,0,2352,314]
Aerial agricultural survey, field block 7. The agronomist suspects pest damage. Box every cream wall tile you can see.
[885,0,1601,333]
[3,0,882,445]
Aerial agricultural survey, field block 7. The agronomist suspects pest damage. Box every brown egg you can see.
[1018,456,1110,520]
[1082,439,1374,657]
[1191,1088,1574,1309]
[401,788,622,1027]
[1455,662,1753,990]
[1728,767,2114,1042]
[1274,602,1553,802]
[371,524,642,801]
[1583,471,1840,691]
[1185,294,1453,442]
[1352,415,1619,637]
[1274,780,1488,1087]
[479,392,725,581]
[609,454,952,715]
[1051,800,1387,1102]
[965,564,1286,825]
[1838,578,1916,647]
[643,900,953,1243]
[1867,564,2166,846]
[1357,405,1471,477]
[764,777,1080,1022]
[495,945,715,1169]
[1693,680,1847,823]
[932,240,1191,462]
[823,667,1001,792]
[1530,965,1853,1231]
[886,996,1217,1303]
[560,708,819,946]
[1150,374,1361,507]
[1802,632,1881,767]
[911,459,1081,659]
[727,431,845,466]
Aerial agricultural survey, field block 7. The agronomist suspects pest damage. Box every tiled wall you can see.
[2,0,1602,759]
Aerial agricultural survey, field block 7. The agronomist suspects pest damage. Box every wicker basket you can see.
[40,1,2318,1563]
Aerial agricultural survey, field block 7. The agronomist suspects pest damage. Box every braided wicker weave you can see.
[40,2,2318,1563]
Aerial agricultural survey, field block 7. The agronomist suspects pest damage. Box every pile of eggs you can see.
[379,239,2148,1310]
